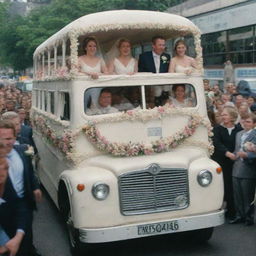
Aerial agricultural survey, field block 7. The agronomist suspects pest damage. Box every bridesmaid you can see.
[78,36,108,79]
[212,106,243,219]
[108,38,138,75]
[168,39,197,74]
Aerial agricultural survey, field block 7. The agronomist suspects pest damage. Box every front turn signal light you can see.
[216,167,222,174]
[77,184,85,191]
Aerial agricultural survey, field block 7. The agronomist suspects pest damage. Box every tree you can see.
[0,0,186,71]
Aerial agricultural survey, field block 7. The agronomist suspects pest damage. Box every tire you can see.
[58,182,89,256]
[66,212,85,256]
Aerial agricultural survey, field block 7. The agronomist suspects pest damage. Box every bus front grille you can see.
[119,165,189,215]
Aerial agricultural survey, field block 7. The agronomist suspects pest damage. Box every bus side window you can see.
[35,90,39,108]
[60,92,70,121]
[44,91,48,112]
[49,91,55,114]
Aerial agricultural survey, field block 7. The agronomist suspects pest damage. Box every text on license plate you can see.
[138,220,179,235]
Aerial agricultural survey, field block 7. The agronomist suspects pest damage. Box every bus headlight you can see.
[92,183,110,200]
[197,170,212,187]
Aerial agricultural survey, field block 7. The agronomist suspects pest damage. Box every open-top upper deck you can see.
[33,10,203,80]
[34,10,201,56]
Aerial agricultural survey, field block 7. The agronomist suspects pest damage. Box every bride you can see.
[78,36,108,79]
[168,39,197,75]
[107,38,138,75]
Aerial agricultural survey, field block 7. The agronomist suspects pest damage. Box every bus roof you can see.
[34,10,201,56]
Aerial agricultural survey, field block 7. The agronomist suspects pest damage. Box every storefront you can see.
[187,1,256,68]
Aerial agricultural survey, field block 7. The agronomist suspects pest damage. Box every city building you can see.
[168,0,256,86]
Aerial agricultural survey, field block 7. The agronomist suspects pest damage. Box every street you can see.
[33,189,256,256]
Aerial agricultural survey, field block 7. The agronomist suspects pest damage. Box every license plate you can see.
[138,220,179,235]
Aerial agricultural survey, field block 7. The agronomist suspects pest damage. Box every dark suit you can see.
[10,145,40,254]
[20,124,37,153]
[138,51,170,73]
[212,124,243,218]
[0,177,29,255]
[0,177,28,235]
[17,135,30,145]
[232,129,256,222]
[13,144,40,210]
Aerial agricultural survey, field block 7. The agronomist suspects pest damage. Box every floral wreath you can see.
[31,110,77,160]
[31,105,213,161]
[82,105,213,157]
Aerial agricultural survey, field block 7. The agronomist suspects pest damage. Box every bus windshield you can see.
[84,84,197,115]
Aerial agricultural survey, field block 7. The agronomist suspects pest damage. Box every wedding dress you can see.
[175,64,193,74]
[170,97,192,108]
[113,58,136,74]
[80,59,103,110]
[80,59,102,73]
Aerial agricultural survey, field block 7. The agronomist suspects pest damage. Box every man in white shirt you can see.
[0,121,42,256]
[138,36,170,73]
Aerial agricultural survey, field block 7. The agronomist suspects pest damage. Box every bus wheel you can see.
[58,182,88,255]
[66,211,84,256]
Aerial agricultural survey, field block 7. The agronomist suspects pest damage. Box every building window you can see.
[228,26,254,64]
[202,25,255,66]
[202,31,227,66]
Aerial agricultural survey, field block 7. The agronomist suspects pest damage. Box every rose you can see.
[161,55,168,64]
[127,110,133,116]
[158,106,165,113]
[243,142,256,152]
[24,146,35,156]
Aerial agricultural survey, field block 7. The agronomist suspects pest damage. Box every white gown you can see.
[169,97,195,108]
[175,64,193,74]
[113,58,136,74]
[79,59,103,109]
[80,59,102,73]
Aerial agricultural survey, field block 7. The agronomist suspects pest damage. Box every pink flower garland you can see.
[31,113,74,155]
[83,114,206,157]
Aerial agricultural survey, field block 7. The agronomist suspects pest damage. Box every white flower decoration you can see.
[161,55,168,64]
[24,146,35,156]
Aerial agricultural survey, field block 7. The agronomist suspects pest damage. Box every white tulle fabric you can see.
[106,39,120,62]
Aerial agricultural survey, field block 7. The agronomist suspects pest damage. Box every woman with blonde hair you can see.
[212,106,243,219]
[168,39,197,74]
[107,38,138,75]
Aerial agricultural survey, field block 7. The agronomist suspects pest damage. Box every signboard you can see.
[204,69,224,79]
[235,68,256,79]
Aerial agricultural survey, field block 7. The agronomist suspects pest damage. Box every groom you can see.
[138,36,170,73]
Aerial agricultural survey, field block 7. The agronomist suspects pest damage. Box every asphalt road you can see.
[33,189,256,256]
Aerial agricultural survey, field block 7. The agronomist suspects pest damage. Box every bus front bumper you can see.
[78,210,225,243]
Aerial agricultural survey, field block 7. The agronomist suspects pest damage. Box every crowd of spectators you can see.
[204,79,256,126]
[0,79,41,256]
[205,79,256,226]
[0,75,256,255]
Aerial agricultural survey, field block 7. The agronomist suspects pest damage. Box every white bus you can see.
[32,10,224,255]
